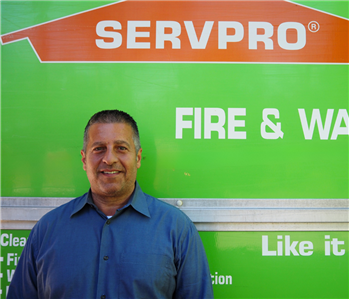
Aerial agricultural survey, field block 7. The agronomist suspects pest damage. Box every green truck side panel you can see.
[2,57,348,198]
[294,1,349,19]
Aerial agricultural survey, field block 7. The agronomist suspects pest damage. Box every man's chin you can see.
[98,185,131,199]
[92,181,135,200]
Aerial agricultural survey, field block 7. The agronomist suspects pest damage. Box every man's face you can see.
[81,122,142,200]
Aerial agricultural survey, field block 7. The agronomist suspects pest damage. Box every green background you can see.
[0,230,29,298]
[1,60,348,199]
[200,231,349,299]
[1,1,348,199]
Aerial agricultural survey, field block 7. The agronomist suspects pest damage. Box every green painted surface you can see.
[0,230,31,298]
[1,230,348,298]
[1,1,348,199]
[293,1,349,19]
[200,231,349,299]
[0,1,116,35]
[1,53,348,198]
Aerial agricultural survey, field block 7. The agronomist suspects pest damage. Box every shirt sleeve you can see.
[7,228,39,299]
[173,221,214,299]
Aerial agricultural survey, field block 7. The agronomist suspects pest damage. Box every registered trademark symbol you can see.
[308,21,320,32]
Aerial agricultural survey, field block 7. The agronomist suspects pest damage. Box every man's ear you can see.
[136,148,142,169]
[81,150,87,171]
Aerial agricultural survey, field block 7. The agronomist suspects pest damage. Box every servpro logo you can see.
[96,20,307,51]
[1,0,348,63]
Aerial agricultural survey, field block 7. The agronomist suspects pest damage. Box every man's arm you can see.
[7,230,39,299]
[174,221,214,299]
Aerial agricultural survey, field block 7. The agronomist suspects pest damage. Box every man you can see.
[7,109,214,299]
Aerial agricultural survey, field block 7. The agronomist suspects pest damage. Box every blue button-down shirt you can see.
[7,182,213,299]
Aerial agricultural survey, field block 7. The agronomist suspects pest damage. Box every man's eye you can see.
[118,146,127,151]
[94,147,104,151]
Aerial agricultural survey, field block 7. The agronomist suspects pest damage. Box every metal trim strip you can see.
[1,197,348,231]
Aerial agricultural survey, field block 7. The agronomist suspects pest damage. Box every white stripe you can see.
[38,60,349,65]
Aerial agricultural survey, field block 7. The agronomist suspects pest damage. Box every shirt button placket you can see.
[97,219,112,299]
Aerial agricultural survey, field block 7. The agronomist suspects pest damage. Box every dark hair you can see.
[83,110,141,152]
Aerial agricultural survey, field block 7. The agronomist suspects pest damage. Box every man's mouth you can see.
[101,170,121,174]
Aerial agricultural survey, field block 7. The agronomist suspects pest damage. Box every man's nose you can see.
[102,148,118,165]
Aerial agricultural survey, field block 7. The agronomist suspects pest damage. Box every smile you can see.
[102,171,120,174]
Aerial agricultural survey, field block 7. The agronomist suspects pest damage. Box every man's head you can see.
[83,109,141,153]
[81,110,142,201]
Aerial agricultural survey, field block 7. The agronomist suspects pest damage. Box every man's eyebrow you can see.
[90,140,131,148]
[114,140,131,147]
[90,141,105,147]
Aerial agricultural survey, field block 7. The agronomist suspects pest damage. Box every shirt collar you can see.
[70,181,150,218]
[130,181,150,218]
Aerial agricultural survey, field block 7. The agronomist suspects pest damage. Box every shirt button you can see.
[101,295,106,299]
[103,256,109,260]
[106,220,111,225]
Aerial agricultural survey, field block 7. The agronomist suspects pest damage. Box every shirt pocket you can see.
[118,252,176,298]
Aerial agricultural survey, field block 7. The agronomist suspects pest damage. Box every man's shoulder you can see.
[36,193,88,226]
[143,192,193,224]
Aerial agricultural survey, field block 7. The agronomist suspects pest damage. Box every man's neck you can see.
[91,192,133,217]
